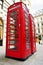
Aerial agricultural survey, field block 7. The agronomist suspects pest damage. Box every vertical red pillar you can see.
[29,14,36,54]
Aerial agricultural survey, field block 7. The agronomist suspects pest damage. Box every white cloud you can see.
[30,0,43,15]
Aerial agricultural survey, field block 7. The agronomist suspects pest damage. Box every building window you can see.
[38,29,40,33]
[42,35,43,40]
[41,23,43,26]
[42,28,43,32]
[41,17,42,20]
[38,35,41,40]
[38,24,39,27]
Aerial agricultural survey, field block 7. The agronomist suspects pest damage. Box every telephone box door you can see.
[6,8,21,58]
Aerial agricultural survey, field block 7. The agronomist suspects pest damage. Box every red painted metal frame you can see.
[29,14,36,54]
[6,2,32,60]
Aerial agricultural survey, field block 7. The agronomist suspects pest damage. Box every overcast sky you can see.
[30,0,43,15]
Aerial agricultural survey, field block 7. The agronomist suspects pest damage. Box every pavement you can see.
[0,43,43,65]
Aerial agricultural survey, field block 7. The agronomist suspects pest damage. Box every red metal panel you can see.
[29,14,36,54]
[6,2,32,60]
[21,6,31,58]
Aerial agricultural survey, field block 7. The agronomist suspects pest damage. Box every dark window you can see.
[38,35,41,40]
[38,24,39,27]
[41,17,42,20]
[38,29,40,33]
[41,23,43,26]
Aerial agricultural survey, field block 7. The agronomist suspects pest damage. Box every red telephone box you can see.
[29,14,36,54]
[6,2,31,60]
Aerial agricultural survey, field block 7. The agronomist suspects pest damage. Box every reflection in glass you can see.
[10,40,16,44]
[9,45,16,49]
[8,10,18,50]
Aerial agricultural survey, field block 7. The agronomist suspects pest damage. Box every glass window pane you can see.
[9,41,16,44]
[8,10,18,50]
[9,45,16,49]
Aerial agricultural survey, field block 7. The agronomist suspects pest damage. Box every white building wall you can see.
[0,0,13,46]
[34,14,43,42]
